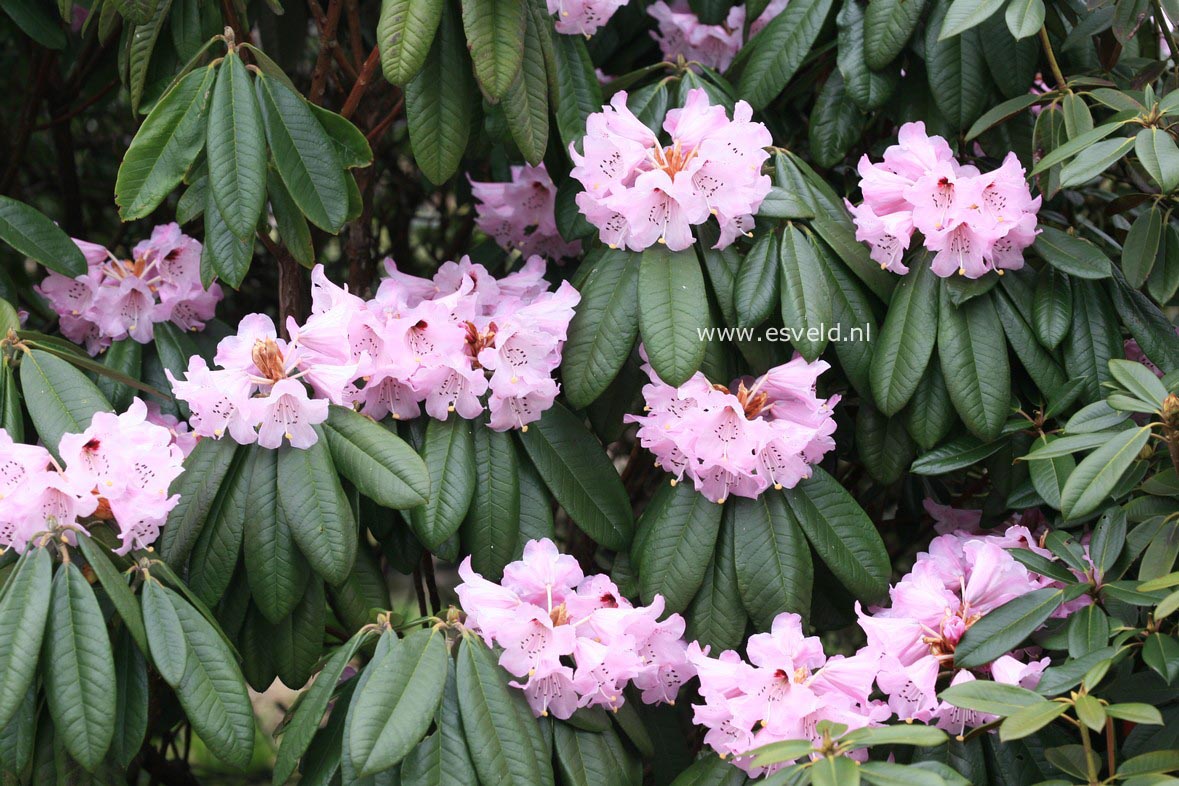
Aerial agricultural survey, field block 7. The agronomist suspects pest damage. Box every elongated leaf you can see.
[999,700,1068,741]
[517,402,633,550]
[994,288,1066,394]
[1005,0,1045,37]
[736,231,779,328]
[938,681,1046,716]
[208,52,267,239]
[76,534,148,655]
[686,506,746,652]
[273,631,371,784]
[349,628,448,776]
[111,628,148,769]
[1033,227,1112,279]
[785,468,890,602]
[504,4,549,164]
[871,260,938,414]
[278,435,358,585]
[409,416,476,550]
[460,0,525,100]
[187,446,251,605]
[563,249,640,409]
[836,0,899,111]
[323,405,429,509]
[1060,136,1135,187]
[638,245,709,387]
[128,0,173,113]
[165,584,255,767]
[779,226,831,360]
[42,562,115,771]
[955,587,1064,668]
[1032,265,1071,348]
[938,287,1010,440]
[906,360,956,450]
[732,493,813,628]
[405,4,473,184]
[738,0,835,109]
[554,723,639,786]
[939,0,1005,38]
[378,0,445,85]
[256,75,348,232]
[1059,425,1152,520]
[634,482,723,613]
[864,0,927,69]
[1137,127,1179,192]
[117,66,214,220]
[159,436,239,566]
[0,550,50,731]
[461,420,521,580]
[458,634,548,785]
[925,0,989,129]
[142,578,189,686]
[551,32,603,146]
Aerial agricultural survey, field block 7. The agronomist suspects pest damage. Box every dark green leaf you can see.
[638,245,709,387]
[954,587,1064,668]
[738,0,835,109]
[323,405,430,509]
[378,0,445,85]
[208,52,268,239]
[18,349,111,463]
[871,259,938,415]
[634,481,723,614]
[732,493,813,628]
[562,249,640,410]
[409,416,476,550]
[278,435,358,584]
[405,4,473,184]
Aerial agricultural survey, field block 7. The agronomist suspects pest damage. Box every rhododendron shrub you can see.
[0,0,1177,784]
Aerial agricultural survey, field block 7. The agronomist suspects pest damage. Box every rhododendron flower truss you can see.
[455,538,694,718]
[687,613,888,775]
[855,513,1068,736]
[571,88,772,251]
[37,223,223,355]
[470,164,581,261]
[626,353,839,502]
[168,313,332,449]
[288,258,579,432]
[846,122,1041,279]
[0,398,184,554]
[648,0,789,71]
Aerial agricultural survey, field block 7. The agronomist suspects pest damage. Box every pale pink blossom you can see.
[456,538,693,718]
[648,0,788,71]
[546,0,630,36]
[470,164,581,260]
[571,88,771,251]
[626,353,838,502]
[848,124,1041,279]
[37,224,222,355]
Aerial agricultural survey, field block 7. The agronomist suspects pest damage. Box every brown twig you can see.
[34,77,118,131]
[365,96,404,145]
[412,564,429,617]
[340,45,382,120]
[344,0,365,68]
[309,0,344,105]
[258,232,305,335]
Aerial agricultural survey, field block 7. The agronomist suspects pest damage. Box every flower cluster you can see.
[648,0,788,71]
[855,507,1060,735]
[570,88,772,251]
[686,505,1078,772]
[0,398,185,554]
[456,539,694,719]
[37,223,223,355]
[469,164,581,260]
[846,122,1041,279]
[547,0,629,36]
[625,354,838,503]
[168,313,335,450]
[169,259,580,448]
[687,613,887,774]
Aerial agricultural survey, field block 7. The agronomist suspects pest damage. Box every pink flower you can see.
[687,613,887,774]
[648,1,788,71]
[625,353,838,502]
[849,124,1041,279]
[456,538,693,718]
[0,399,184,554]
[571,88,771,251]
[470,164,581,260]
[546,0,629,36]
[36,224,223,356]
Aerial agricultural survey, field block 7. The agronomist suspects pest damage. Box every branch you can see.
[309,0,344,105]
[341,45,382,120]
